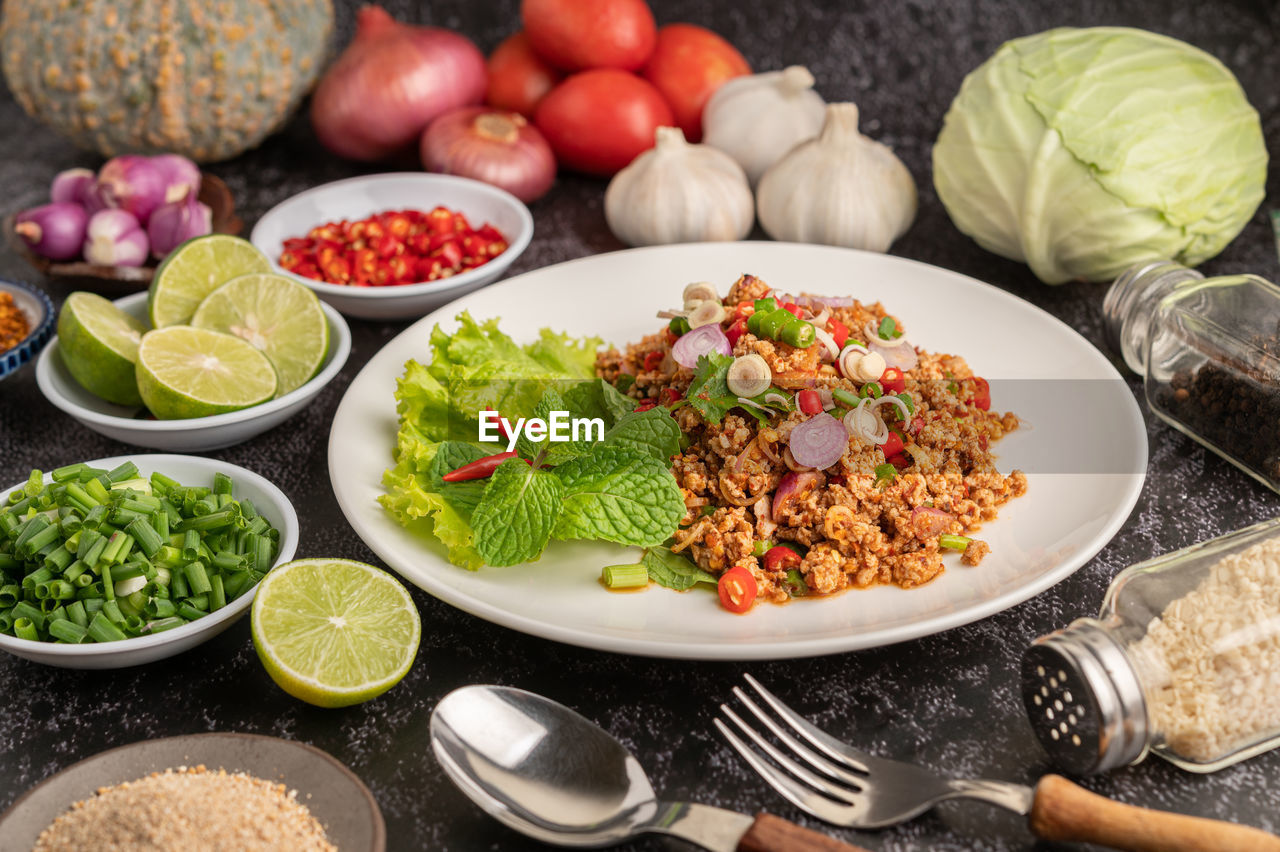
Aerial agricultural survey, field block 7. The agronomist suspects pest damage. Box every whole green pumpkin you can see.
[0,0,334,162]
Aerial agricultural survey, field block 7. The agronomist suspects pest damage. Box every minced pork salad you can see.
[382,274,1026,614]
[595,275,1028,609]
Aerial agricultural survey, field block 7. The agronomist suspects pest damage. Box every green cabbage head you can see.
[933,27,1267,284]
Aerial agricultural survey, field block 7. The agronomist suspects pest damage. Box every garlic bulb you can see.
[605,127,754,247]
[757,103,916,253]
[702,66,826,186]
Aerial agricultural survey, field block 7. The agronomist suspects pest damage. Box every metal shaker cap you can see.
[1021,618,1150,775]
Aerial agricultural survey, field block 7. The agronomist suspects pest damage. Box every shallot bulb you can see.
[97,155,168,223]
[84,209,149,267]
[421,107,556,203]
[49,169,95,205]
[147,187,212,259]
[151,154,202,204]
[310,5,487,161]
[14,202,88,260]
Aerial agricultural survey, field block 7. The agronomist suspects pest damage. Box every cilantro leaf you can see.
[601,408,682,462]
[686,353,770,425]
[551,446,684,546]
[642,546,718,591]
[472,459,564,566]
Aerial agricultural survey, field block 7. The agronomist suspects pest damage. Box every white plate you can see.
[328,243,1146,660]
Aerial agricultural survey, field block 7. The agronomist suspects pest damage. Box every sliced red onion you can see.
[911,506,955,539]
[873,394,913,424]
[98,155,168,223]
[147,187,212,259]
[50,168,96,205]
[14,202,88,260]
[671,323,731,369]
[83,209,149,267]
[788,412,848,470]
[772,470,821,520]
[150,154,202,204]
[801,294,857,308]
[812,326,839,361]
[870,340,919,372]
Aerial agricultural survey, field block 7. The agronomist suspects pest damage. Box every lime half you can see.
[148,234,272,328]
[136,326,277,419]
[251,559,421,708]
[191,273,329,397]
[57,291,147,406]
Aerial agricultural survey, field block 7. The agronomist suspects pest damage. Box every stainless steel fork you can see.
[716,674,1280,852]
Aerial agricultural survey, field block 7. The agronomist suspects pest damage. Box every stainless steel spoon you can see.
[430,684,870,851]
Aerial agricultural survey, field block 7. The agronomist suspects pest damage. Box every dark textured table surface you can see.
[2,1,1279,850]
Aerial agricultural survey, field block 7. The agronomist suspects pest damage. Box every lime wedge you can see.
[136,326,277,419]
[251,559,421,708]
[190,273,329,397]
[56,291,147,406]
[148,234,272,328]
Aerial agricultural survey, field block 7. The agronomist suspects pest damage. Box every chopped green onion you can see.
[601,563,649,589]
[49,618,87,643]
[126,518,163,559]
[783,569,808,597]
[184,561,212,595]
[895,393,915,415]
[87,612,126,643]
[14,617,38,641]
[144,616,188,634]
[66,600,88,628]
[752,539,774,557]
[877,316,901,339]
[939,534,972,552]
[859,382,882,399]
[831,388,861,409]
[874,463,897,486]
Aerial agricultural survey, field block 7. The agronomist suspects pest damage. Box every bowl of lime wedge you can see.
[35,236,350,452]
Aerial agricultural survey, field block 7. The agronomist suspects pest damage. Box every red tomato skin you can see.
[641,24,750,141]
[486,32,565,118]
[522,0,657,72]
[535,70,675,175]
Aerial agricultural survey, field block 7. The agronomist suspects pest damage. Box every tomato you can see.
[971,377,991,411]
[828,318,850,350]
[762,545,802,572]
[797,389,823,415]
[718,566,758,613]
[881,431,904,458]
[640,23,750,141]
[880,366,905,394]
[485,32,564,118]
[888,453,910,471]
[726,318,747,347]
[522,0,656,72]
[535,70,674,175]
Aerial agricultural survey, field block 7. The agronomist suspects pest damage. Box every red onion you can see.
[14,202,88,261]
[870,340,919,372]
[147,187,212,259]
[84,209,149,267]
[800,294,857,308]
[788,412,848,470]
[150,154,202,204]
[98,155,168,223]
[50,168,95,205]
[910,506,955,539]
[772,471,821,521]
[421,107,556,203]
[311,5,487,162]
[671,323,731,369]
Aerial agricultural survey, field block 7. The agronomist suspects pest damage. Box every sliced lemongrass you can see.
[683,281,719,304]
[727,353,771,397]
[688,301,727,329]
[812,326,840,361]
[737,396,769,412]
[872,393,913,423]
[656,309,690,319]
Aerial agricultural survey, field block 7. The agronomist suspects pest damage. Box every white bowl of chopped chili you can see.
[250,173,534,321]
[0,454,299,669]
[34,291,350,452]
[0,278,54,381]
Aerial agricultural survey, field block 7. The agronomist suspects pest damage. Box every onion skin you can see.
[772,470,821,522]
[788,412,848,470]
[150,154,202,204]
[310,5,486,162]
[49,168,95,206]
[671,323,731,369]
[98,155,168,223]
[421,107,556,203]
[14,202,88,260]
[147,188,213,259]
[83,209,148,267]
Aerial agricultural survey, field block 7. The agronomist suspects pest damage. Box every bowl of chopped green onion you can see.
[0,454,298,668]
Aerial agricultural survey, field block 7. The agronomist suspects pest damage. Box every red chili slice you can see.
[441,451,521,482]
[662,387,683,406]
[643,351,664,372]
[880,366,906,394]
[828,318,850,349]
[762,545,802,572]
[881,431,904,458]
[718,567,759,614]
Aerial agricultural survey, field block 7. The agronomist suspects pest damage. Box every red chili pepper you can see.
[762,546,802,572]
[881,431,904,458]
[427,206,455,235]
[972,377,991,411]
[797,389,823,415]
[888,453,910,471]
[718,566,759,613]
[780,302,802,318]
[635,399,658,412]
[726,318,747,347]
[662,387,683,406]
[733,301,755,321]
[828,318,850,349]
[880,366,906,394]
[643,351,664,372]
[441,451,520,482]
[483,407,511,441]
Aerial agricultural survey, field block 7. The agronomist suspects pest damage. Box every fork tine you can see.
[713,718,864,826]
[731,688,868,788]
[719,705,863,805]
[743,673,873,774]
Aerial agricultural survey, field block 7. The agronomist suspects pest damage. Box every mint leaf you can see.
[686,353,769,425]
[601,408,682,462]
[427,441,490,516]
[516,387,566,460]
[562,378,635,428]
[642,546,717,591]
[472,459,564,566]
[552,447,684,546]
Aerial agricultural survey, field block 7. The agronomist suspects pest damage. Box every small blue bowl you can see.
[0,279,54,381]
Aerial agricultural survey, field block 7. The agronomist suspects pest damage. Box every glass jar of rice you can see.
[1021,518,1280,775]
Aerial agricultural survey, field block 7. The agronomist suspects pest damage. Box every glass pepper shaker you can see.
[1103,260,1280,493]
[1022,518,1280,775]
